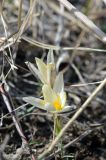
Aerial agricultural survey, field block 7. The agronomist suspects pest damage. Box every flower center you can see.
[53,96,62,111]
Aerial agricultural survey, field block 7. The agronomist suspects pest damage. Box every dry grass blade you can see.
[0,0,16,69]
[38,77,106,159]
[18,0,23,29]
[22,36,106,52]
[57,0,106,43]
[29,0,34,25]
[15,0,37,42]
[46,0,87,31]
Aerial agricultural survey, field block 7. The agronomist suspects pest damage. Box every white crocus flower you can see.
[23,72,72,113]
[25,50,55,86]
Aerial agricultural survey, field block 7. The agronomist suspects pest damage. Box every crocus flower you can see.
[23,72,71,113]
[25,50,55,86]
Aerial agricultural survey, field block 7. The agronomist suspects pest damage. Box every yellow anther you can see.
[53,96,62,111]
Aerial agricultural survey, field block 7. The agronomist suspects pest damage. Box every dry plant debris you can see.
[0,0,106,160]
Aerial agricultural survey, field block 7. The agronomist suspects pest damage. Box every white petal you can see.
[60,91,66,107]
[59,105,72,113]
[46,65,52,85]
[42,85,57,104]
[26,61,46,84]
[44,103,55,111]
[53,72,64,93]
[25,62,39,78]
[47,50,54,64]
[35,58,47,84]
[38,73,48,84]
[23,97,46,110]
[46,63,55,86]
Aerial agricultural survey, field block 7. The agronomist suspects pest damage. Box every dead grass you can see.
[0,0,106,160]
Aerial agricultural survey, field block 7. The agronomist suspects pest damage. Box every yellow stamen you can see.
[53,96,62,111]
